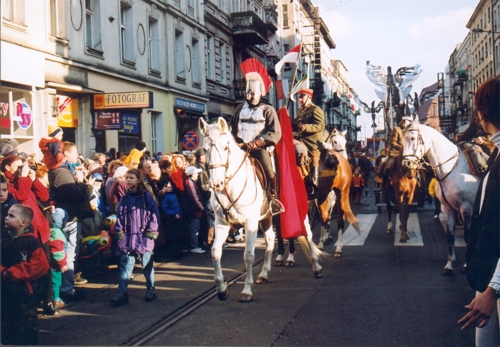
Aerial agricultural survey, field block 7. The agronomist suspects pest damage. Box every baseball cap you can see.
[185,166,202,176]
[113,166,129,178]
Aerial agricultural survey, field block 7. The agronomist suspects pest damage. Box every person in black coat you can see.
[458,78,500,345]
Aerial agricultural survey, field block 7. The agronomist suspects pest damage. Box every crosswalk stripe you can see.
[336,214,378,246]
[438,214,466,247]
[394,213,423,246]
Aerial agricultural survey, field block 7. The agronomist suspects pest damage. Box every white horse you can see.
[401,118,479,275]
[199,117,322,303]
[323,128,348,160]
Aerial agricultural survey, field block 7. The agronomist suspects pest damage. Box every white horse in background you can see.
[323,128,348,160]
[401,118,480,275]
[199,117,322,303]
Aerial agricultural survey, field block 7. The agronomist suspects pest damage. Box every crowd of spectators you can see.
[0,133,217,344]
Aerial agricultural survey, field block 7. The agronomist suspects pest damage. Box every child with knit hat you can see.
[49,207,69,312]
[39,124,65,170]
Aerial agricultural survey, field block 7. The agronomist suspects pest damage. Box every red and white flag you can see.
[275,43,301,76]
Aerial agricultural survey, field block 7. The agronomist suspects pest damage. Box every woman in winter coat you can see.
[109,169,160,307]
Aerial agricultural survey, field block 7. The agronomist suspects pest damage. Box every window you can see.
[3,0,25,25]
[151,112,163,154]
[188,0,195,18]
[148,18,160,72]
[220,42,226,84]
[50,0,67,39]
[283,5,289,27]
[192,38,201,85]
[175,31,185,79]
[85,0,102,51]
[120,3,134,63]
[207,36,215,80]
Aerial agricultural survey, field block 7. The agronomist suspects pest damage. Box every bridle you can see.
[326,132,347,156]
[402,126,459,182]
[205,133,257,215]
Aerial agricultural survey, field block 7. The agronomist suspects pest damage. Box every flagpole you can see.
[286,43,303,117]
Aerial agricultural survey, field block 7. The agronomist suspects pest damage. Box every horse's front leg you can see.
[239,219,259,303]
[334,205,345,258]
[212,223,231,301]
[304,215,323,278]
[274,216,285,266]
[257,215,276,281]
[441,205,456,275]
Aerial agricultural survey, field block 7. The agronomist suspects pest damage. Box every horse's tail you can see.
[340,191,361,234]
[297,236,327,262]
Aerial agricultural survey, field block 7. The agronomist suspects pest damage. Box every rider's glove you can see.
[244,138,265,151]
[297,124,306,132]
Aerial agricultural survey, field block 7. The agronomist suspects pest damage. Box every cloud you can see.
[318,8,357,41]
[409,7,474,40]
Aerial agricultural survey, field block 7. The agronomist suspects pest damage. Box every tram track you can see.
[121,256,268,346]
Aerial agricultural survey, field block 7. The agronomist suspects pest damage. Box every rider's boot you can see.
[310,166,320,197]
[268,179,285,215]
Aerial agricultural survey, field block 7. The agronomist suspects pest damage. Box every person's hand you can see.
[87,176,96,186]
[21,164,30,177]
[454,134,462,142]
[458,288,497,330]
[245,138,265,151]
[74,170,84,182]
[28,169,36,181]
[61,266,67,273]
[175,214,180,219]
[475,137,485,145]
[297,124,306,132]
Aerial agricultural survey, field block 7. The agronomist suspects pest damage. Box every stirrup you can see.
[270,198,285,215]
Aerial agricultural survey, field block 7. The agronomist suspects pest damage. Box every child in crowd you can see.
[1,204,50,345]
[39,124,65,170]
[123,140,147,167]
[90,172,107,217]
[110,169,160,306]
[0,174,17,236]
[428,177,441,219]
[49,207,69,313]
[352,166,365,204]
[184,166,205,254]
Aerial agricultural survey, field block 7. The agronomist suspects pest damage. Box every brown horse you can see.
[382,150,419,242]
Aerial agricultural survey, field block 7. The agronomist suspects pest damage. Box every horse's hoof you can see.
[285,261,295,267]
[217,288,230,301]
[441,268,454,276]
[334,252,342,258]
[399,238,407,243]
[313,268,323,278]
[274,260,284,266]
[255,276,268,284]
[326,237,334,244]
[317,244,324,251]
[239,293,253,303]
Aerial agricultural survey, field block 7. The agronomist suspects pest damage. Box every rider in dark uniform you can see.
[294,88,325,194]
[230,58,284,215]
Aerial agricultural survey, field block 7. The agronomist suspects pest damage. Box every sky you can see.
[311,0,478,141]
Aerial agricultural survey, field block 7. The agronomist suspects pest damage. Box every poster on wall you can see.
[120,113,140,134]
[94,111,121,130]
[56,95,79,128]
[15,101,32,129]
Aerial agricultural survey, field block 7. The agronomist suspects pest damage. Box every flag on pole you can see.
[275,79,290,100]
[275,43,301,76]
[348,92,358,112]
[289,72,309,101]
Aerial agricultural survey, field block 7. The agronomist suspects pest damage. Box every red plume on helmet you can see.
[240,58,272,96]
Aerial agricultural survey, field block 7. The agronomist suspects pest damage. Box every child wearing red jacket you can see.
[39,124,65,170]
[1,204,50,345]
[351,166,365,204]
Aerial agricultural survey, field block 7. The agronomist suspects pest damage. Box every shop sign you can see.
[15,101,32,129]
[182,130,200,151]
[175,97,205,113]
[56,95,79,128]
[120,114,140,134]
[94,91,153,109]
[95,111,121,130]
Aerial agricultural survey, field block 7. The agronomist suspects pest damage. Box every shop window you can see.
[85,0,102,54]
[0,87,34,138]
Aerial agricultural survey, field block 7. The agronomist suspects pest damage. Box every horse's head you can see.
[325,129,347,158]
[199,117,237,191]
[401,116,426,171]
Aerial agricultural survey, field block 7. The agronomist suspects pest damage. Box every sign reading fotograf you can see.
[94,91,153,109]
[175,97,205,113]
[95,111,121,130]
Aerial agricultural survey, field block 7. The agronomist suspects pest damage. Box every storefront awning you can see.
[46,82,103,94]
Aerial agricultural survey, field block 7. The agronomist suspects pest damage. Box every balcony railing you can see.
[264,6,278,32]
[231,11,268,46]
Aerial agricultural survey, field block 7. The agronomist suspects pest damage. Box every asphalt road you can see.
[38,190,476,346]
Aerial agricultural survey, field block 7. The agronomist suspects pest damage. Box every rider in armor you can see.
[384,115,412,176]
[294,88,325,195]
[230,58,284,215]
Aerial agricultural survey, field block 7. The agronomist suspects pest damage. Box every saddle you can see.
[458,142,489,175]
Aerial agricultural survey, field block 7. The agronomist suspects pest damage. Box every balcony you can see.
[231,11,268,46]
[266,54,279,77]
[264,5,278,32]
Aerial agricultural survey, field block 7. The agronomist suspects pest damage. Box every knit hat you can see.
[113,165,129,178]
[51,208,68,229]
[48,124,63,137]
[185,166,202,176]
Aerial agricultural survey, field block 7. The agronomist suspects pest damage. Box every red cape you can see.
[276,107,309,238]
